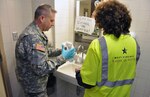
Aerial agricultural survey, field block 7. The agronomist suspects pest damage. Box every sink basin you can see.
[54,61,82,86]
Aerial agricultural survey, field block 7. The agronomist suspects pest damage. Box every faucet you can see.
[75,45,86,64]
[77,45,84,54]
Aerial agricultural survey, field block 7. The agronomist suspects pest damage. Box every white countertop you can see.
[54,61,82,86]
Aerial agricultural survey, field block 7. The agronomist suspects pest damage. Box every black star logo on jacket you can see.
[122,48,127,54]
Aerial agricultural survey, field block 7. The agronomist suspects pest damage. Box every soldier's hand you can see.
[61,46,76,60]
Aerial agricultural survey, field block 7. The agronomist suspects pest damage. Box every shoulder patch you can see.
[35,43,45,52]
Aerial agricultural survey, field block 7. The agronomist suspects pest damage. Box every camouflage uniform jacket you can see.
[15,22,64,93]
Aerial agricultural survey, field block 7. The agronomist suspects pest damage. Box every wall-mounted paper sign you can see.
[74,16,95,35]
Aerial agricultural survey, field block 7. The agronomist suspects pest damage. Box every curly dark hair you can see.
[95,0,132,38]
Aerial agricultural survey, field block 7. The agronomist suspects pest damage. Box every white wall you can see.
[55,0,75,48]
[119,0,150,97]
[0,0,32,97]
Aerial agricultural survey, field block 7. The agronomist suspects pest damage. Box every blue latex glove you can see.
[62,45,76,60]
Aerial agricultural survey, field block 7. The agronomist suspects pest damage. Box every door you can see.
[0,50,6,97]
[0,24,9,97]
[0,22,7,97]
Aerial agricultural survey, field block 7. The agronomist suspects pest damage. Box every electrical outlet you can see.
[12,32,18,41]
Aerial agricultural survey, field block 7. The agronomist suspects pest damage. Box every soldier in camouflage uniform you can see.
[15,4,75,97]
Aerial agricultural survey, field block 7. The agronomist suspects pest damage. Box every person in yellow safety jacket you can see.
[75,0,141,97]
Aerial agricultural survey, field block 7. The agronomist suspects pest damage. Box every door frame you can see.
[0,24,13,97]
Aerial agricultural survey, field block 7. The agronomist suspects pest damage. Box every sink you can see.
[57,63,81,77]
[54,61,82,86]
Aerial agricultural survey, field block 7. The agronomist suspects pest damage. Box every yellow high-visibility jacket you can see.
[80,34,140,97]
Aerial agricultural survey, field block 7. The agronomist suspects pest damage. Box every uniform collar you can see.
[32,22,48,42]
